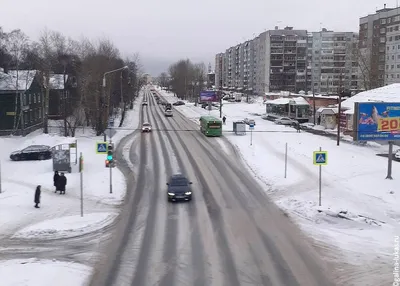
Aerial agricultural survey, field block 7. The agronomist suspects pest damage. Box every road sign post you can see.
[249,123,254,146]
[284,143,288,179]
[79,152,83,217]
[313,147,328,206]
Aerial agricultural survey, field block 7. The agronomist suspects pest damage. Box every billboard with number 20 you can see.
[200,91,218,102]
[353,102,400,141]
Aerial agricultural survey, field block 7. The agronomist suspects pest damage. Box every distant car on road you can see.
[142,101,148,106]
[275,117,298,126]
[243,118,256,126]
[173,101,185,106]
[141,122,152,132]
[167,174,193,202]
[164,109,173,117]
[10,145,52,161]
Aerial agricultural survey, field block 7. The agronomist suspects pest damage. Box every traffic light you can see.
[106,143,114,167]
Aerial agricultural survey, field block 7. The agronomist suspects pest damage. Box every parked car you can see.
[141,122,152,132]
[395,149,400,160]
[243,118,256,126]
[275,117,298,126]
[173,101,185,106]
[10,145,52,161]
[167,174,193,202]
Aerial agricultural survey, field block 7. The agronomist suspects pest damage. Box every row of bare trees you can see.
[160,59,207,100]
[0,27,146,136]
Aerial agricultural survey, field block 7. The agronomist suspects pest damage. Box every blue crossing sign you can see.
[249,123,254,130]
[313,151,328,165]
[96,142,108,154]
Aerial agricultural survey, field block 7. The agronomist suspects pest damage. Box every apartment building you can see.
[384,11,400,84]
[359,5,396,89]
[311,29,359,94]
[216,27,309,95]
[214,53,224,88]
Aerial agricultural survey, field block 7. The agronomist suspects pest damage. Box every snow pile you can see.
[159,89,400,284]
[0,258,91,286]
[13,212,117,239]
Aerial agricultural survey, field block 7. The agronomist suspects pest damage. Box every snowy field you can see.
[0,258,91,286]
[158,88,399,285]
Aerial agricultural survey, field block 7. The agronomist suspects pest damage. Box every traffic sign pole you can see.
[109,138,113,194]
[319,147,322,206]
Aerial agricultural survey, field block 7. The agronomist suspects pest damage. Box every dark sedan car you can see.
[10,145,52,161]
[167,174,193,202]
[173,101,185,106]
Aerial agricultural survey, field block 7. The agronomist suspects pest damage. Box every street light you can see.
[103,65,128,87]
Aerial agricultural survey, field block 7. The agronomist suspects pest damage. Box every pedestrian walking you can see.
[58,173,67,195]
[222,116,226,125]
[296,122,301,133]
[34,185,41,208]
[53,171,60,193]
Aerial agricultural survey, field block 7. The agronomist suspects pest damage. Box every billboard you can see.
[353,102,400,141]
[200,91,218,102]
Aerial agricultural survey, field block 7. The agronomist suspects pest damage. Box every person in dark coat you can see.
[34,185,41,208]
[53,171,60,193]
[222,116,226,125]
[58,173,67,195]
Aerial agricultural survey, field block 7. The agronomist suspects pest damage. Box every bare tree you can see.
[158,72,169,88]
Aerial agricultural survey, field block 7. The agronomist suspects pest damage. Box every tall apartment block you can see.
[215,53,224,88]
[311,29,359,94]
[359,5,400,89]
[215,27,309,95]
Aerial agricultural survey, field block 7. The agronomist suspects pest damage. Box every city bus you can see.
[199,116,222,137]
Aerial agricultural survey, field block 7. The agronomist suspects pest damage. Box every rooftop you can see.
[0,70,37,91]
[342,83,400,114]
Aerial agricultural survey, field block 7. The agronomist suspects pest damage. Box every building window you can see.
[381,19,387,24]
[393,55,395,60]
[388,46,390,50]
[389,18,392,23]
[392,65,395,69]
[381,28,386,33]
[389,36,393,41]
[381,37,386,43]
[38,94,41,103]
[33,94,36,104]
[23,94,27,106]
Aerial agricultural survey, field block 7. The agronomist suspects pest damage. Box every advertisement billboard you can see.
[200,91,218,102]
[353,102,400,141]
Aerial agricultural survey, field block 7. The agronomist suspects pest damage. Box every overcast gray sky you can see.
[0,0,393,75]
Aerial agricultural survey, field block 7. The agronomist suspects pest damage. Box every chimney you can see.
[275,26,278,30]
[384,3,386,8]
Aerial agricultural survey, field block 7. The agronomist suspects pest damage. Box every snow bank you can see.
[13,212,117,240]
[0,258,91,286]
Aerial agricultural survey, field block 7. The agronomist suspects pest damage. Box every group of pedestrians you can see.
[33,171,68,208]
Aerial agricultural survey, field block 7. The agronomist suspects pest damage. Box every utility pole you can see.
[63,65,67,137]
[337,73,343,146]
[312,85,316,125]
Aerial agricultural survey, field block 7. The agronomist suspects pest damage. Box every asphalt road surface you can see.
[89,89,336,286]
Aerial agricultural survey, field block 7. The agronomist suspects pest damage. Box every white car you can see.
[142,101,148,106]
[142,122,152,132]
[395,150,400,160]
[275,117,297,125]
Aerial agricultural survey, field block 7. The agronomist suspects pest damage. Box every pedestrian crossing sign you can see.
[96,142,108,154]
[313,151,328,165]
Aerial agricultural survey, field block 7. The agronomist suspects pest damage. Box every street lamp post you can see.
[102,65,129,128]
[102,65,128,195]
